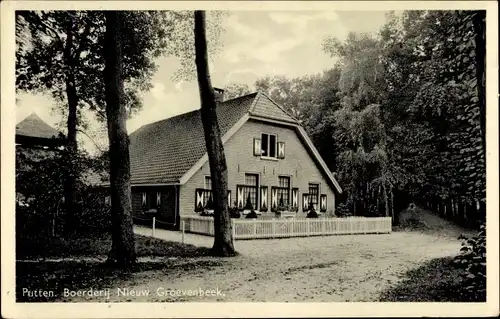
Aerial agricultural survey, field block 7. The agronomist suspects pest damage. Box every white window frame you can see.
[260,133,278,159]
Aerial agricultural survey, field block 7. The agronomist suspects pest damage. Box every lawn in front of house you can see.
[16,234,211,260]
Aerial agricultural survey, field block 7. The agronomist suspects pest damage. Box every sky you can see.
[16,10,390,153]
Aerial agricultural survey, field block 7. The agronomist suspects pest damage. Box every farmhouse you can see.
[16,112,65,153]
[117,89,342,229]
[15,113,66,204]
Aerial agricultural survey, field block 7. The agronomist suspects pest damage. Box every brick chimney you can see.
[214,87,225,103]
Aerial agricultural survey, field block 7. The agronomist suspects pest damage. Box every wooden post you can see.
[272,219,276,238]
[231,219,236,240]
[253,221,257,238]
[181,220,185,244]
[152,217,156,237]
[306,218,310,236]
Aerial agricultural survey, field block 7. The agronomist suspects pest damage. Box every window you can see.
[141,191,157,211]
[204,176,212,190]
[277,176,290,206]
[308,183,319,208]
[261,133,277,158]
[244,174,259,209]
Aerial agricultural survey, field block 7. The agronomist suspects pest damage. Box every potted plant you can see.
[275,195,287,218]
[200,194,215,216]
[229,200,241,219]
[243,194,258,219]
[245,208,258,219]
[306,201,319,218]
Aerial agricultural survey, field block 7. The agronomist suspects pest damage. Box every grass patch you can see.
[17,234,211,260]
[379,256,485,302]
[16,258,223,302]
[16,235,216,302]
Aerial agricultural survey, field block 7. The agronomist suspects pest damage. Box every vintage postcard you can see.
[1,0,499,318]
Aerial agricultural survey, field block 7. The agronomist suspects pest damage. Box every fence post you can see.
[181,220,185,244]
[306,218,310,236]
[272,219,276,238]
[253,221,257,237]
[232,219,236,240]
[152,217,156,237]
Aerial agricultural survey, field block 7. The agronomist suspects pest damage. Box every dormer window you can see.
[261,133,277,158]
[253,134,285,159]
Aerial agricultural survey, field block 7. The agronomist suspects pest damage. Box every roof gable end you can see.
[16,113,62,139]
[249,92,299,124]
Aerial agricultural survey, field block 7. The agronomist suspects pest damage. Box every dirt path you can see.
[64,229,463,302]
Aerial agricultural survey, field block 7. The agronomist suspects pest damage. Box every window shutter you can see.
[302,193,309,212]
[141,192,147,210]
[227,190,232,208]
[277,142,285,159]
[292,188,299,209]
[271,187,278,212]
[253,138,261,156]
[320,194,327,212]
[156,192,161,207]
[260,186,268,212]
[236,185,244,209]
[195,189,204,212]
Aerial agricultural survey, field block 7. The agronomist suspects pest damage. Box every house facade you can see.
[101,91,342,229]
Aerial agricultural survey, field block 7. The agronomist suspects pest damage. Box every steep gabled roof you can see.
[106,91,342,193]
[16,113,62,139]
[129,93,258,184]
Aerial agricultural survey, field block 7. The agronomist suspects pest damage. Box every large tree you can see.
[15,11,168,231]
[16,10,227,248]
[194,10,236,257]
[103,11,136,266]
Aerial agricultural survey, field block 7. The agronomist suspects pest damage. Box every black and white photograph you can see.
[1,1,498,318]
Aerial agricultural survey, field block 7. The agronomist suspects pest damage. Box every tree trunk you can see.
[63,18,78,234]
[194,10,236,257]
[103,11,136,266]
[390,188,397,225]
[383,184,390,217]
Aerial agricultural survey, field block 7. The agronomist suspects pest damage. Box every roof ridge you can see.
[130,92,259,136]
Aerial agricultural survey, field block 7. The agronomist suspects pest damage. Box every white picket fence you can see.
[180,215,392,240]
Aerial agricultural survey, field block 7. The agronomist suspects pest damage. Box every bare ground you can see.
[62,227,466,302]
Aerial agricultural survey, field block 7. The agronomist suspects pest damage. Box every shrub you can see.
[336,202,352,218]
[453,223,486,300]
[74,189,111,233]
[16,147,110,238]
[229,206,241,218]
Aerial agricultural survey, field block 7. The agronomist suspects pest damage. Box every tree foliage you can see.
[223,82,251,100]
[254,10,486,227]
[17,11,224,119]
